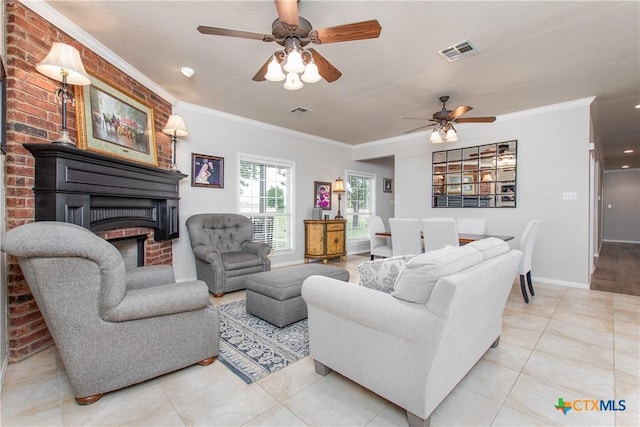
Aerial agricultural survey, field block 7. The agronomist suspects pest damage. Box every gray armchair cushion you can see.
[186,213,271,295]
[1,221,220,401]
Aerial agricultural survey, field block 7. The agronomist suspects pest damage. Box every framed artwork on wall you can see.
[314,181,332,210]
[383,177,393,193]
[191,153,224,188]
[75,74,157,166]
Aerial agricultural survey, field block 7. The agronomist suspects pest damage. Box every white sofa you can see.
[301,239,522,427]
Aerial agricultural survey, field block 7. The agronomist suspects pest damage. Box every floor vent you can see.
[438,40,478,62]
[290,106,313,114]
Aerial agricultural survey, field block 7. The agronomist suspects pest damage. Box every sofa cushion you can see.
[358,255,415,293]
[391,246,483,304]
[466,237,510,260]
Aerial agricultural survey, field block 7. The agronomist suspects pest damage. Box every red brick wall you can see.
[5,2,175,361]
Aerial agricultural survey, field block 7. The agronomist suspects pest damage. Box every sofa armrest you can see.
[192,245,223,266]
[101,280,211,322]
[125,265,176,290]
[241,241,271,258]
[302,275,440,343]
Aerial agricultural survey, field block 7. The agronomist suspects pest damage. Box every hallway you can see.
[591,242,640,296]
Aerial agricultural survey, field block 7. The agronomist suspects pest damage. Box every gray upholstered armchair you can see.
[186,213,271,296]
[1,221,220,405]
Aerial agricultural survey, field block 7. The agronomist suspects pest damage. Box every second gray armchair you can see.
[186,213,271,296]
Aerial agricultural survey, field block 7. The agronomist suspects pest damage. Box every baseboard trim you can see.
[602,239,640,244]
[534,277,590,289]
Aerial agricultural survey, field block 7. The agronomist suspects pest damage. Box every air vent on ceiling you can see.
[290,106,313,114]
[438,40,478,62]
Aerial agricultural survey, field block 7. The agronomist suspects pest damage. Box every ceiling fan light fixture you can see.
[430,129,444,143]
[265,57,286,81]
[445,127,458,142]
[283,49,305,74]
[284,72,303,90]
[301,60,321,83]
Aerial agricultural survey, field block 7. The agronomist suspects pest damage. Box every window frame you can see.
[237,153,296,253]
[344,170,376,242]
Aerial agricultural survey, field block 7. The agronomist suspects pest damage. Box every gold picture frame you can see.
[75,74,157,166]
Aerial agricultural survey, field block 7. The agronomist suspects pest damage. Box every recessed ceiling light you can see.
[179,66,195,78]
[624,149,634,154]
[621,165,630,169]
[635,104,640,109]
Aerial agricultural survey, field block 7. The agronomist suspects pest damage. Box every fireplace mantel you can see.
[24,143,188,240]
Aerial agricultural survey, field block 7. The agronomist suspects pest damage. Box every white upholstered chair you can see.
[421,218,460,252]
[518,219,543,303]
[389,218,422,256]
[366,216,393,260]
[455,217,486,235]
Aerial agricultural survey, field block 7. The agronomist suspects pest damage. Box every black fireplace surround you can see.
[25,144,188,241]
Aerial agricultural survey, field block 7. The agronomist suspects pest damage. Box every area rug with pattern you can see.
[217,299,309,384]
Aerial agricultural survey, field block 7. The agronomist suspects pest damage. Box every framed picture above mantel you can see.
[75,74,158,166]
[432,140,517,208]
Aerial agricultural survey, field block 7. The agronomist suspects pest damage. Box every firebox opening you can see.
[108,235,147,268]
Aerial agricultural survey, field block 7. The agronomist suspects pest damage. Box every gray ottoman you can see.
[245,264,350,327]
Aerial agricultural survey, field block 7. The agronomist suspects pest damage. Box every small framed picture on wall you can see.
[383,177,393,193]
[314,181,332,210]
[191,153,224,188]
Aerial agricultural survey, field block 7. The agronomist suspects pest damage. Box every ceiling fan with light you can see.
[404,96,496,143]
[197,0,382,90]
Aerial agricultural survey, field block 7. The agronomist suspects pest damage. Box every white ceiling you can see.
[37,0,639,169]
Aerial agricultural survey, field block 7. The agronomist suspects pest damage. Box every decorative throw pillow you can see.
[466,237,510,260]
[391,245,483,304]
[358,255,415,293]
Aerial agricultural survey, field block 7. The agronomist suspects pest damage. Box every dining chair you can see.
[421,218,460,252]
[366,216,393,260]
[518,219,544,303]
[456,217,487,235]
[389,218,422,256]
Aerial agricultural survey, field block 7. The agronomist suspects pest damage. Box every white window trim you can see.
[237,153,296,253]
[345,169,376,243]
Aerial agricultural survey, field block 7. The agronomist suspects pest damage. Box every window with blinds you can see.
[239,155,294,252]
[345,171,375,241]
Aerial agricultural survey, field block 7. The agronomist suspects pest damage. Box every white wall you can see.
[602,169,640,243]
[171,103,393,281]
[353,99,594,287]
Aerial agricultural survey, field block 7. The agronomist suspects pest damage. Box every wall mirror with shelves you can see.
[432,140,517,208]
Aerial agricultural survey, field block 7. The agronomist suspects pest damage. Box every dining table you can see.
[374,231,514,244]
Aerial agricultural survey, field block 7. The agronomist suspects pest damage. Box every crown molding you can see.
[177,101,350,148]
[21,0,177,105]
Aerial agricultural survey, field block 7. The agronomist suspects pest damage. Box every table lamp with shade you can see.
[162,114,189,171]
[36,42,91,145]
[334,177,346,220]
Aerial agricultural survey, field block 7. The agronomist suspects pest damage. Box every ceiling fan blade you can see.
[197,25,274,42]
[309,20,382,44]
[275,0,299,27]
[447,105,473,120]
[252,55,283,81]
[307,48,342,82]
[454,117,497,123]
[404,123,436,134]
[403,117,436,121]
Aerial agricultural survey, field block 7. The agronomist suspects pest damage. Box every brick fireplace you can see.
[5,2,178,361]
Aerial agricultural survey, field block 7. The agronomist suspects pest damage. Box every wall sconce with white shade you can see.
[162,114,189,171]
[36,42,91,145]
[333,177,346,219]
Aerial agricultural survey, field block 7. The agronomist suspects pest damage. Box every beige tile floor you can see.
[1,254,639,427]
